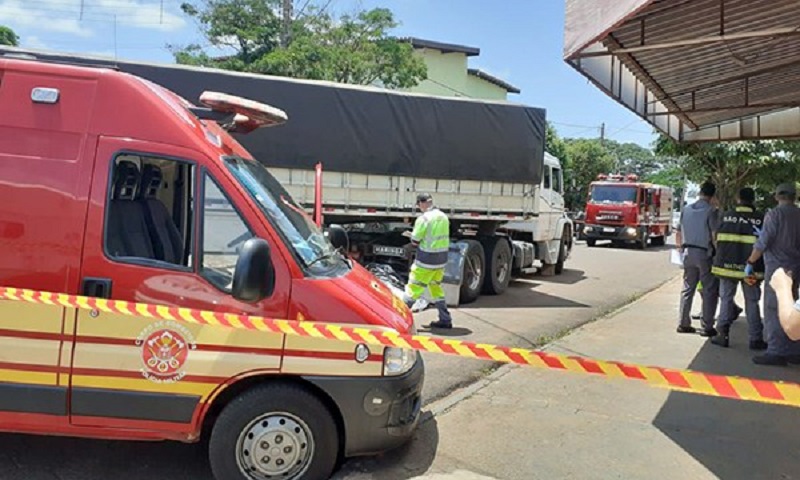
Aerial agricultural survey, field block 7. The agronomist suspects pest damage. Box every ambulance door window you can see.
[104,154,196,270]
[200,173,255,292]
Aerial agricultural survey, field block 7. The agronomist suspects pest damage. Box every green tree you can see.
[605,140,658,178]
[0,25,19,47]
[172,1,426,88]
[654,135,800,210]
[563,138,616,210]
[545,122,568,163]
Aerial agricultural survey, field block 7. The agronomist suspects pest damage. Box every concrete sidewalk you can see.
[339,277,800,480]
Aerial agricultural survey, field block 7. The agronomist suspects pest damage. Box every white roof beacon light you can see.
[199,91,288,134]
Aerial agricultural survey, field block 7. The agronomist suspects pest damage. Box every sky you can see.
[0,0,658,147]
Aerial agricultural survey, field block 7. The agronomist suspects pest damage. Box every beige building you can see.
[399,37,520,101]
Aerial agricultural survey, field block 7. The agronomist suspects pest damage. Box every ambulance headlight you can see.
[383,347,417,376]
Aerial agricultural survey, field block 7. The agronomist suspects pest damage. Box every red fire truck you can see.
[582,174,673,249]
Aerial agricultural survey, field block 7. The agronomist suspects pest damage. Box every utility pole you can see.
[281,0,293,48]
[599,122,605,142]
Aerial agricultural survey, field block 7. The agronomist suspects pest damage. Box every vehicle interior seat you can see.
[139,164,185,265]
[106,161,156,260]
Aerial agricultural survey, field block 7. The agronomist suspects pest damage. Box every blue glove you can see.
[744,263,755,277]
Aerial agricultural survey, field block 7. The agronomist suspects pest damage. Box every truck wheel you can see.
[586,238,596,247]
[481,237,512,295]
[460,240,485,304]
[637,231,648,250]
[651,235,665,247]
[555,233,568,275]
[209,383,339,480]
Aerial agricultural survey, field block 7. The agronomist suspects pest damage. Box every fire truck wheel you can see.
[209,383,339,480]
[651,235,666,246]
[587,239,596,247]
[460,240,486,304]
[637,231,648,250]
[481,237,512,295]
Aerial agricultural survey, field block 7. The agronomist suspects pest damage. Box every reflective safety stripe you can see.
[414,208,450,269]
[717,233,756,244]
[415,250,448,269]
[711,266,764,280]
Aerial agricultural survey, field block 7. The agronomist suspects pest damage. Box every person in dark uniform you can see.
[745,182,800,366]
[710,188,766,349]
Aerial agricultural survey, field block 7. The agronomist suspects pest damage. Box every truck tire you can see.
[587,238,596,247]
[555,232,568,275]
[460,240,485,304]
[209,383,339,480]
[637,231,648,250]
[481,237,512,295]
[651,235,666,247]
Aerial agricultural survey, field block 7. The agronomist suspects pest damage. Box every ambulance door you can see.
[69,138,289,430]
[0,74,97,427]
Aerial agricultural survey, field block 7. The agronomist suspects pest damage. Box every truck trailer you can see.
[2,47,574,305]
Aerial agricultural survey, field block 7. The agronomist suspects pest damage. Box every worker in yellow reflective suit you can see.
[403,193,453,329]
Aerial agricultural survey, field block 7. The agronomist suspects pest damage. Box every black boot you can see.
[749,339,768,351]
[752,354,788,366]
[711,328,729,348]
[699,327,718,337]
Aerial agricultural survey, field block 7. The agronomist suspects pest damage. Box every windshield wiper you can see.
[306,250,340,268]
[306,248,352,270]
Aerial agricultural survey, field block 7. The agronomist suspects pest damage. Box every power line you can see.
[550,120,652,137]
[8,10,184,25]
[420,77,474,98]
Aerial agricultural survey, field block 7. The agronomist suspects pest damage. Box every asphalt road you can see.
[0,239,679,480]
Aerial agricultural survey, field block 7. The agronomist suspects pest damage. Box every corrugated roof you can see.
[467,68,521,94]
[565,0,800,142]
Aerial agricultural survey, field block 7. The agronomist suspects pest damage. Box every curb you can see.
[418,273,682,424]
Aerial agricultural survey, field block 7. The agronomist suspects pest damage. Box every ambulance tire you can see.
[460,240,486,304]
[481,237,512,295]
[209,383,339,480]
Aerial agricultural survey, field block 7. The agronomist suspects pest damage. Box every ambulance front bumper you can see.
[303,355,424,457]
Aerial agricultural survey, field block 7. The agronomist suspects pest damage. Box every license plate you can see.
[374,245,406,257]
[603,227,615,233]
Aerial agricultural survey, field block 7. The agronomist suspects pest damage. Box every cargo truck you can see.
[2,47,573,306]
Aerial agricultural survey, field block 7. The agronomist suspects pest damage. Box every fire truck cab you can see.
[582,174,673,249]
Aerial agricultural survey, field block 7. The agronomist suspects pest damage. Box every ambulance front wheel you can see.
[209,383,339,480]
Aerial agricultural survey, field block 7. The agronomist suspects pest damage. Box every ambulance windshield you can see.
[224,156,346,272]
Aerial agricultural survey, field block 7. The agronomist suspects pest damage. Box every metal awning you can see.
[564,0,800,142]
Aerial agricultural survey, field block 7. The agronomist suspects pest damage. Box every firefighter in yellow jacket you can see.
[403,193,453,329]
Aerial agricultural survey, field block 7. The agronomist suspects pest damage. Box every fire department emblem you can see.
[135,321,197,383]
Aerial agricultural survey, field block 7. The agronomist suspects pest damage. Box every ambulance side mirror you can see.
[232,238,275,303]
[326,225,350,253]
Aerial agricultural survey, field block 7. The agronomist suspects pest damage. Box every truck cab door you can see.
[537,165,565,240]
[68,138,290,431]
